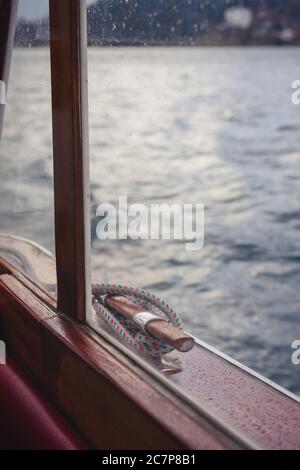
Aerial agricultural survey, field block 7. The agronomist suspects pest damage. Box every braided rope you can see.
[92,283,183,359]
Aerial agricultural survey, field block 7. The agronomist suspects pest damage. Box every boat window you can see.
[87,1,300,397]
[0,0,56,297]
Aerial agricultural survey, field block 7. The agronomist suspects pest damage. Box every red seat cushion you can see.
[0,360,87,450]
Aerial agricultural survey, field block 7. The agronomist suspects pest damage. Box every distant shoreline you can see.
[14,43,300,48]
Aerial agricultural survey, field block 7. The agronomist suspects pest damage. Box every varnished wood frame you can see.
[0,273,238,450]
[49,0,91,321]
[1,265,300,450]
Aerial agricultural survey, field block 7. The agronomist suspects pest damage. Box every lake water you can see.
[1,47,300,395]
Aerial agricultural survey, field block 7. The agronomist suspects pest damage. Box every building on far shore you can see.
[15,0,300,47]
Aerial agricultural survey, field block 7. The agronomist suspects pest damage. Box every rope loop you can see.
[92,283,183,359]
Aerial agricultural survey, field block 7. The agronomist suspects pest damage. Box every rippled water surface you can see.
[1,48,300,395]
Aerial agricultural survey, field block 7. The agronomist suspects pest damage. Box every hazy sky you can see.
[18,0,96,20]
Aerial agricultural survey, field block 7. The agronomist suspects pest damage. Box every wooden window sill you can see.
[0,265,300,449]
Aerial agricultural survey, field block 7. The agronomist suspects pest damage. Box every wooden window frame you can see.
[0,0,300,450]
[49,0,91,321]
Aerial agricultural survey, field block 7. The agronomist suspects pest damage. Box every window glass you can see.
[0,0,56,296]
[87,1,300,397]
